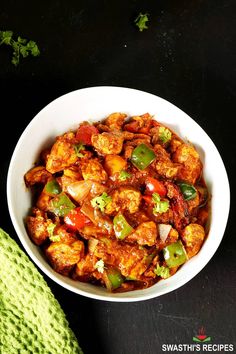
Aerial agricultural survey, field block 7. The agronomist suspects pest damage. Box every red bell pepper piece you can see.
[64,207,91,230]
[145,177,167,197]
[76,125,99,145]
[124,113,152,134]
[142,195,152,204]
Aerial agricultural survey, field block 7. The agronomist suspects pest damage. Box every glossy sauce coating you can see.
[24,113,209,292]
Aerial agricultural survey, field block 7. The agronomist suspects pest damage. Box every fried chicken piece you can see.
[26,208,51,245]
[125,221,157,246]
[46,132,78,173]
[104,112,127,130]
[172,143,202,184]
[105,187,141,215]
[24,166,52,187]
[91,132,124,155]
[154,144,179,179]
[94,238,151,279]
[181,223,205,258]
[46,240,84,275]
[81,158,107,183]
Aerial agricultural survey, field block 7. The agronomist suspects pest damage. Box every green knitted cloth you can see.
[0,228,83,354]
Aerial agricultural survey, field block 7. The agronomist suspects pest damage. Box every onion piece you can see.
[80,201,97,224]
[88,238,99,254]
[94,208,113,234]
[81,200,113,234]
[90,182,107,197]
[67,180,92,203]
[158,224,172,243]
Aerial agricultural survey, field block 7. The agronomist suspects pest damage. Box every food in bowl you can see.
[24,112,209,293]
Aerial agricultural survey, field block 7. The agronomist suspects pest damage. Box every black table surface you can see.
[0,1,235,353]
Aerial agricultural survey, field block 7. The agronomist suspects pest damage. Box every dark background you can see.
[0,1,235,353]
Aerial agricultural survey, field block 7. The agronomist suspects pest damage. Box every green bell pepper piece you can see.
[107,268,124,290]
[163,241,188,268]
[45,179,62,195]
[154,264,170,279]
[131,144,156,170]
[113,213,133,240]
[49,193,76,217]
[178,182,197,201]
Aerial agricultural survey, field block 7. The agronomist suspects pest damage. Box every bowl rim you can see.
[6,85,230,302]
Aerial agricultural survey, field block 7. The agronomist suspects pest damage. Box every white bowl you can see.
[7,86,230,302]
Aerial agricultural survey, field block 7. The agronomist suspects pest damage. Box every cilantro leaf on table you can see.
[0,30,40,66]
[0,31,13,45]
[134,13,150,32]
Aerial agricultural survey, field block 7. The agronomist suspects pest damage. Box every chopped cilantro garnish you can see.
[47,223,60,242]
[153,200,169,214]
[152,192,169,215]
[49,235,61,242]
[159,126,172,144]
[134,13,149,32]
[0,30,40,66]
[152,192,161,203]
[47,223,56,237]
[119,170,131,181]
[74,143,85,157]
[154,265,170,279]
[91,192,112,213]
